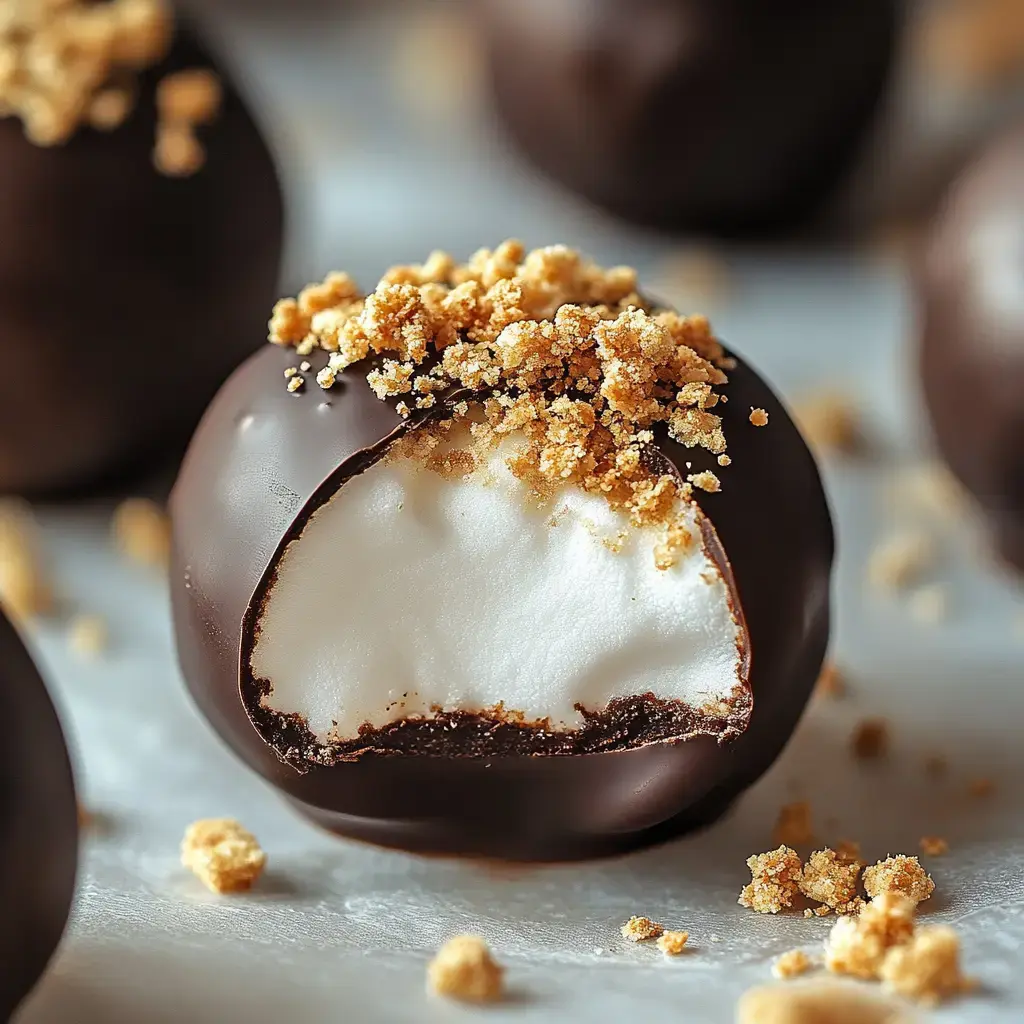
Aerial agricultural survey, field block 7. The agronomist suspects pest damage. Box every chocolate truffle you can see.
[477,0,898,236]
[0,609,78,1016]
[0,1,283,497]
[171,242,833,860]
[918,121,1024,572]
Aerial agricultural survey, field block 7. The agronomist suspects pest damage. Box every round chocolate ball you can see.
[170,260,832,860]
[477,0,899,236]
[0,23,283,497]
[918,121,1024,572]
[0,609,78,1015]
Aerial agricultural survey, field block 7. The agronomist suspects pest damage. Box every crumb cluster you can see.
[772,949,814,979]
[181,818,266,894]
[656,930,689,956]
[427,935,504,1003]
[620,916,664,942]
[862,856,934,905]
[800,849,864,914]
[0,0,219,175]
[739,846,804,914]
[269,243,739,563]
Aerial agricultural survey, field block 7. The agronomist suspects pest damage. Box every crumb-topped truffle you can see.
[170,242,832,860]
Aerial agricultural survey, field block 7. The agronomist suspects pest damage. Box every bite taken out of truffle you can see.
[917,120,1024,573]
[0,0,283,497]
[170,242,833,860]
[0,608,78,1018]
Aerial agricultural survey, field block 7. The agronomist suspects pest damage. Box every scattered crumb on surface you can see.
[688,470,721,493]
[739,846,803,914]
[851,719,889,760]
[737,980,909,1024]
[427,935,504,1003]
[0,499,53,621]
[68,614,108,657]
[792,392,863,456]
[773,801,815,848]
[621,916,663,942]
[112,498,171,568]
[825,893,917,980]
[656,930,689,955]
[800,849,863,912]
[749,407,769,427]
[815,662,846,699]
[181,819,266,894]
[879,926,975,1006]
[862,857,934,905]
[919,836,948,857]
[908,584,950,624]
[867,534,933,592]
[968,777,995,799]
[773,949,814,980]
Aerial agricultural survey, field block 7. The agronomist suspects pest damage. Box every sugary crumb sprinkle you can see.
[621,916,664,942]
[181,818,266,894]
[739,846,803,914]
[919,836,949,857]
[427,936,504,1003]
[800,849,863,913]
[68,614,108,657]
[851,719,889,760]
[656,930,689,955]
[112,498,171,568]
[772,949,814,980]
[749,408,769,427]
[862,856,934,905]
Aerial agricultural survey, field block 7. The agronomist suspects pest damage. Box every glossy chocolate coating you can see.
[0,29,283,497]
[919,122,1024,572]
[0,610,78,1016]
[477,0,898,237]
[171,341,832,860]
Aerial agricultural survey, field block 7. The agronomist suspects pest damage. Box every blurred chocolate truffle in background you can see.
[918,120,1024,573]
[0,608,78,1017]
[476,0,899,237]
[0,0,283,497]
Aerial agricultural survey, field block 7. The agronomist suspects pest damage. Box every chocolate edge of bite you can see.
[238,378,753,773]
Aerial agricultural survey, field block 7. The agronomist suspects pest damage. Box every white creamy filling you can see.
[251,439,743,742]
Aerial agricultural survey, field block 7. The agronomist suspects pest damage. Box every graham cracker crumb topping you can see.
[270,243,737,562]
[800,849,864,913]
[825,893,916,980]
[862,856,934,905]
[181,818,266,894]
[0,1,219,176]
[656,930,689,955]
[621,916,664,942]
[738,846,803,914]
[427,935,504,1003]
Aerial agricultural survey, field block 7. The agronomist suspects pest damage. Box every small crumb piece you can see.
[316,367,336,389]
[717,454,732,467]
[862,856,934,905]
[112,498,170,568]
[749,408,769,427]
[287,375,304,393]
[181,819,266,894]
[427,935,504,1003]
[0,500,53,621]
[908,584,949,624]
[153,123,205,177]
[773,949,814,980]
[919,836,948,857]
[968,777,994,799]
[656,930,689,955]
[284,367,297,378]
[737,980,908,1024]
[880,926,974,1006]
[825,893,917,980]
[68,614,108,658]
[621,916,663,942]
[867,534,933,592]
[800,849,863,910]
[156,69,222,126]
[739,846,803,914]
[851,719,888,760]
[815,662,846,699]
[687,470,721,493]
[773,801,815,848]
[793,392,863,456]
[88,89,133,132]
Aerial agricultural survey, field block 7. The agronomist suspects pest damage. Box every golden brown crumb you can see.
[825,893,917,980]
[156,68,222,125]
[112,498,170,568]
[287,375,305,393]
[656,930,689,955]
[268,244,738,563]
[773,801,815,848]
[427,935,504,1003]
[851,719,889,760]
[800,849,863,911]
[908,584,950,624]
[879,926,974,1006]
[181,819,266,894]
[68,614,108,657]
[621,916,664,942]
[815,662,846,699]
[737,980,909,1024]
[968,777,995,799]
[862,856,934,905]
[793,392,863,456]
[749,408,769,427]
[88,88,133,131]
[739,846,803,914]
[0,500,53,621]
[918,836,948,857]
[153,123,204,177]
[773,949,814,980]
[718,454,732,467]
[867,534,933,592]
